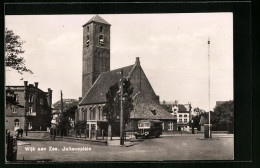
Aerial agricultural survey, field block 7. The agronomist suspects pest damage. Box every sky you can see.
[5,13,233,111]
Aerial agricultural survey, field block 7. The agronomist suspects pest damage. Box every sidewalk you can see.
[107,140,135,147]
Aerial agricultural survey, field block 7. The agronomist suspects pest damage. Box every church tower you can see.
[82,15,111,97]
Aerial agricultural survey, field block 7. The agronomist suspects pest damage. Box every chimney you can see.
[48,88,52,108]
[24,81,28,87]
[79,97,82,102]
[135,57,140,66]
[34,82,38,88]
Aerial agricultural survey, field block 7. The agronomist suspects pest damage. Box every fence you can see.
[50,128,108,140]
[6,131,17,161]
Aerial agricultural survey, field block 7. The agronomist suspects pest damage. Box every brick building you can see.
[161,101,191,132]
[76,15,176,137]
[5,81,52,132]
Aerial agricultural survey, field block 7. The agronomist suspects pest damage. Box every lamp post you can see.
[119,69,124,146]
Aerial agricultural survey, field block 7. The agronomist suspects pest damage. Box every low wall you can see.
[26,131,50,138]
[53,136,107,146]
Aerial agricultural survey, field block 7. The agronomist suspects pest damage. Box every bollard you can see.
[102,129,104,140]
[80,129,81,138]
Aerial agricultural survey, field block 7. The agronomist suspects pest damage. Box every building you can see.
[51,99,78,128]
[53,99,78,110]
[161,101,191,132]
[76,15,176,137]
[5,81,52,132]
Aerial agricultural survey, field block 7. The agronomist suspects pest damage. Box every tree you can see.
[122,79,134,126]
[63,105,77,120]
[5,28,33,108]
[103,79,133,140]
[5,28,32,74]
[190,108,208,131]
[57,115,72,136]
[103,83,120,140]
[212,100,234,133]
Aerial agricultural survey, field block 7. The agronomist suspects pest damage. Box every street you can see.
[15,134,234,162]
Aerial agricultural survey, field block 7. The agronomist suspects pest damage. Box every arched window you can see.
[82,108,85,120]
[86,35,89,47]
[99,35,104,46]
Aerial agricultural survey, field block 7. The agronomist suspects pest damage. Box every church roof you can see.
[79,64,135,105]
[83,15,111,27]
[131,92,176,120]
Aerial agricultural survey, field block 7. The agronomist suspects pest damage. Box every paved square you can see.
[15,134,233,162]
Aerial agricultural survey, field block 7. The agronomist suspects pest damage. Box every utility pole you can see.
[208,38,211,138]
[120,69,124,145]
[61,90,63,115]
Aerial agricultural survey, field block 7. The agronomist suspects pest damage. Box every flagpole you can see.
[208,38,211,138]
[120,69,124,145]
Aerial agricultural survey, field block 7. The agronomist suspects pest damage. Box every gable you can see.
[129,66,159,104]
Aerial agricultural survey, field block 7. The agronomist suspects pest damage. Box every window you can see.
[100,26,103,33]
[151,109,156,115]
[14,94,18,102]
[184,119,187,122]
[86,35,89,47]
[90,108,96,120]
[103,110,106,120]
[168,122,173,131]
[28,122,32,130]
[179,119,182,122]
[14,119,19,129]
[12,107,17,113]
[87,26,89,32]
[179,114,182,117]
[184,115,187,117]
[40,98,43,105]
[28,94,33,103]
[162,122,164,130]
[82,108,85,120]
[99,35,104,46]
[28,107,33,113]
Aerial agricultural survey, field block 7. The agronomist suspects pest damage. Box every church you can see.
[76,15,177,138]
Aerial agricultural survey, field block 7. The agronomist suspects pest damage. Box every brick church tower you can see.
[82,15,111,97]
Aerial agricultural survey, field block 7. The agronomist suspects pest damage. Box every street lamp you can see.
[118,69,124,146]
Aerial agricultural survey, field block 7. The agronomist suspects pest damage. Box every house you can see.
[5,81,52,132]
[160,101,191,132]
[75,15,176,138]
[53,99,78,110]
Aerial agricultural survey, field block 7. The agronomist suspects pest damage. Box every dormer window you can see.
[151,109,156,115]
[99,35,104,46]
